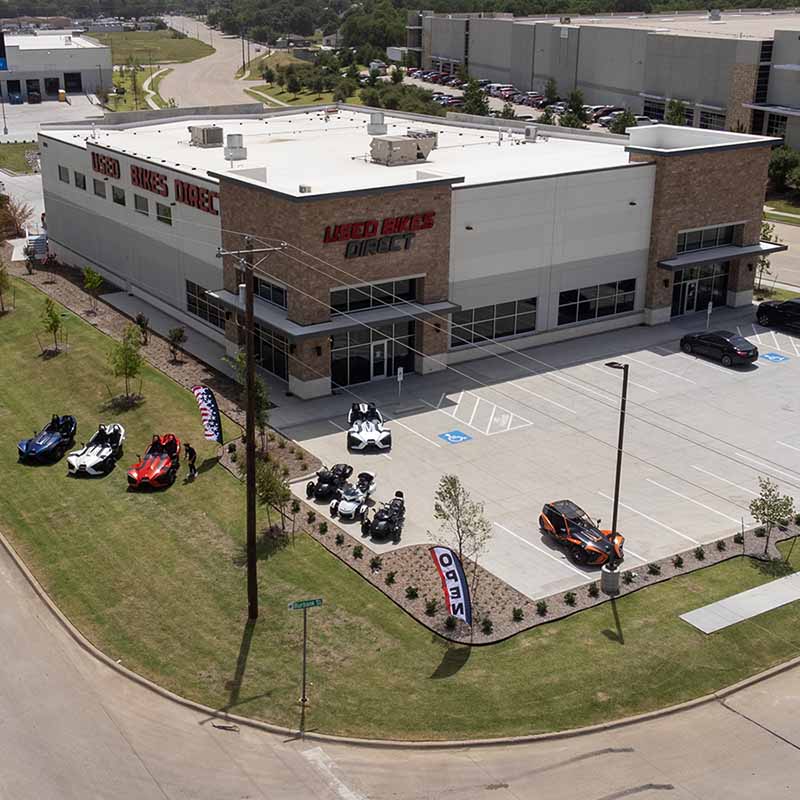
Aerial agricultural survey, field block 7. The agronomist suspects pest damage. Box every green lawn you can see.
[149,68,174,108]
[766,196,800,217]
[0,142,38,174]
[4,277,800,740]
[108,69,150,112]
[764,211,800,227]
[93,30,214,64]
[753,285,800,302]
[247,83,362,107]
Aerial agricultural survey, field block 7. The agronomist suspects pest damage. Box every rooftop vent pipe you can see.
[367,111,387,135]
[224,132,247,161]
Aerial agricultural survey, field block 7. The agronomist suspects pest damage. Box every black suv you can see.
[680,330,758,366]
[757,298,800,330]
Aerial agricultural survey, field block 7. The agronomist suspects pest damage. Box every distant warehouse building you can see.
[0,30,112,100]
[39,105,782,398]
[407,9,800,147]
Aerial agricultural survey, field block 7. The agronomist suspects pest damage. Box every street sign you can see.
[397,367,404,382]
[288,598,323,610]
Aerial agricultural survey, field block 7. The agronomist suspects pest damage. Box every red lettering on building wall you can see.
[91,151,121,179]
[324,211,435,245]
[131,164,168,197]
[174,178,219,216]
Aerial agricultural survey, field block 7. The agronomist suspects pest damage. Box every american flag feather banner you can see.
[191,385,223,444]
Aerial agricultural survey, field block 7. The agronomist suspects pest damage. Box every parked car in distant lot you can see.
[757,298,800,329]
[680,330,758,367]
[599,110,626,126]
[633,115,655,126]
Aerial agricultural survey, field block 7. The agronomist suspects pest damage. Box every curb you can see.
[3,527,800,750]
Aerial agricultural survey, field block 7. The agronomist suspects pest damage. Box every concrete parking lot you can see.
[0,95,103,144]
[283,305,800,601]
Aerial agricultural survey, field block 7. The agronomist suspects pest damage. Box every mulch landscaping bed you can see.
[6,255,320,482]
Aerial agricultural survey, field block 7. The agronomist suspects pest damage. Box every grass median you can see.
[94,30,214,64]
[0,142,38,174]
[3,277,800,740]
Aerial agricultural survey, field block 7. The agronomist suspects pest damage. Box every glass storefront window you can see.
[556,279,637,326]
[670,261,729,317]
[330,278,418,314]
[330,322,416,387]
[450,297,538,348]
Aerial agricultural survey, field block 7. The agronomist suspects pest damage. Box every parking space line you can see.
[624,355,697,384]
[597,491,699,544]
[583,362,658,394]
[507,380,577,414]
[486,404,497,436]
[623,548,648,563]
[327,420,392,460]
[645,479,740,524]
[467,396,480,428]
[778,441,800,454]
[771,330,782,353]
[734,451,800,482]
[493,522,589,578]
[691,465,756,496]
[751,324,763,345]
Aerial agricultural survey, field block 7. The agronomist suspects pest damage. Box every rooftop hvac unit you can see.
[189,125,224,148]
[370,135,435,166]
[525,125,538,142]
[299,184,312,193]
[224,132,247,161]
[708,8,721,20]
[406,128,438,149]
[367,111,387,135]
[559,16,571,24]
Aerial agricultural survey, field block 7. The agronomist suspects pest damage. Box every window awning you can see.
[742,102,800,118]
[208,289,459,341]
[658,241,787,271]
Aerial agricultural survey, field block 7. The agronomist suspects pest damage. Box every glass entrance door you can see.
[371,340,387,380]
[683,280,698,315]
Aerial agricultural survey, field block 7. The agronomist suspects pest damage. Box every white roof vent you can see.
[224,132,247,161]
[189,125,224,148]
[367,111,387,135]
[525,125,538,142]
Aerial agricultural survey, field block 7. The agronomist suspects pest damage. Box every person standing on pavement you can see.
[185,441,197,479]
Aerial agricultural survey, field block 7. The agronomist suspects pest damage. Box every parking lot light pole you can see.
[602,361,629,594]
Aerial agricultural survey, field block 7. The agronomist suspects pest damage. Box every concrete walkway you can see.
[141,67,170,110]
[682,568,800,633]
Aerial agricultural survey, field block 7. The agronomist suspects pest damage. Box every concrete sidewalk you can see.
[681,569,800,633]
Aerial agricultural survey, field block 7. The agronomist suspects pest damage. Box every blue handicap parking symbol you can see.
[438,430,473,444]
[761,352,790,363]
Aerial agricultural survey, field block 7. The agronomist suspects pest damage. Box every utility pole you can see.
[216,239,287,620]
[241,29,246,73]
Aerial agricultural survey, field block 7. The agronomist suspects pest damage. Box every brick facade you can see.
[630,144,771,317]
[726,63,758,134]
[217,178,453,389]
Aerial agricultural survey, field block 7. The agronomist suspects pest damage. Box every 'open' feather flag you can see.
[191,385,223,444]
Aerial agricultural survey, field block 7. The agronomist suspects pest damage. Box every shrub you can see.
[370,556,383,571]
[444,615,457,630]
[230,451,237,463]
[755,526,766,538]
[291,499,301,515]
[301,462,308,471]
[352,544,363,559]
[563,591,576,606]
[406,585,419,600]
[779,518,790,531]
[295,451,303,461]
[795,513,800,526]
[288,445,295,454]
[647,562,661,576]
[335,532,344,546]
[622,571,634,585]
[512,606,524,622]
[318,521,328,535]
[385,570,396,585]
[425,598,438,616]
[278,438,286,449]
[734,532,744,545]
[281,465,290,478]
[481,617,493,635]
[673,555,684,568]
[227,442,236,454]
[694,546,706,561]
[536,600,548,616]
[716,539,727,552]
[306,510,316,524]
[588,583,600,598]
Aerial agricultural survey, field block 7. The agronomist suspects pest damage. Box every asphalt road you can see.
[159,15,256,108]
[2,534,800,798]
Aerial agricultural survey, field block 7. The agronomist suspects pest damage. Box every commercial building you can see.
[407,9,800,148]
[39,105,781,398]
[0,30,112,100]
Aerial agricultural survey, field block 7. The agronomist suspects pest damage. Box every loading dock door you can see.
[64,72,83,93]
[44,77,60,95]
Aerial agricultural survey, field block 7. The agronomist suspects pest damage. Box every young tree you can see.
[261,65,275,84]
[110,324,144,399]
[41,297,62,353]
[135,311,149,345]
[610,110,637,135]
[367,67,380,87]
[559,110,586,129]
[312,75,324,98]
[391,66,403,84]
[275,69,286,90]
[1,196,33,237]
[82,266,103,312]
[565,89,588,123]
[537,106,556,126]
[768,145,800,192]
[167,326,187,362]
[333,79,353,103]
[287,74,301,98]
[750,476,795,555]
[758,219,781,291]
[461,78,489,116]
[544,78,558,105]
[665,98,688,126]
[0,261,11,313]
[255,457,291,531]
[345,63,360,82]
[500,101,515,119]
[433,474,493,598]
[228,349,271,451]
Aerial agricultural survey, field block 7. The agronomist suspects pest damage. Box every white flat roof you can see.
[42,108,638,198]
[6,33,104,50]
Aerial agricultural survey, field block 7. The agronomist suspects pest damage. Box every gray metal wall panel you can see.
[430,16,466,63]
[576,26,647,107]
[43,190,224,309]
[468,18,513,83]
[767,30,800,107]
[510,23,535,91]
[532,24,579,95]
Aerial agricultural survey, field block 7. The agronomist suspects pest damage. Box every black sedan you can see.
[756,298,800,330]
[680,330,758,367]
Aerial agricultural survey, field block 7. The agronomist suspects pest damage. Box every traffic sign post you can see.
[706,300,713,330]
[397,366,404,397]
[288,598,322,704]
